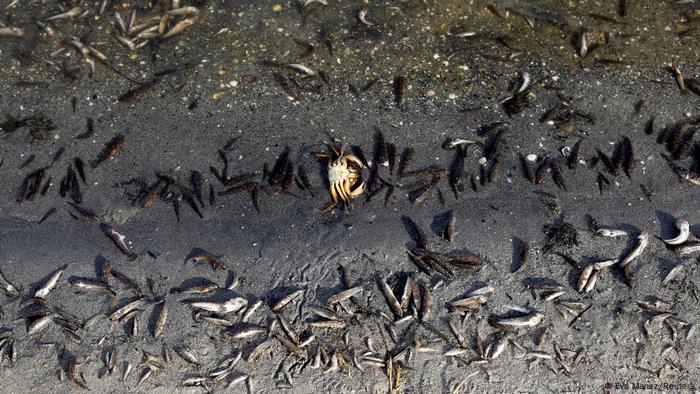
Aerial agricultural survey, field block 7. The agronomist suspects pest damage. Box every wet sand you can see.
[0,1,699,393]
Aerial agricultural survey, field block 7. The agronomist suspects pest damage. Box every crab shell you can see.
[326,154,366,212]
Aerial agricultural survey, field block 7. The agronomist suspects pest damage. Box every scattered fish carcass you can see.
[1,1,700,391]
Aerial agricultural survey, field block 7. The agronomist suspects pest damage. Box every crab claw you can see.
[349,181,366,198]
[344,154,365,169]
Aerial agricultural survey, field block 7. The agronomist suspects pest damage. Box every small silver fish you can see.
[162,18,196,39]
[102,224,138,261]
[619,232,649,268]
[188,297,247,315]
[495,312,544,329]
[69,277,114,294]
[287,64,316,76]
[307,320,346,329]
[0,269,20,297]
[153,301,168,338]
[241,299,263,322]
[595,228,628,237]
[28,314,54,334]
[663,219,689,245]
[109,298,146,321]
[325,286,363,307]
[45,7,81,22]
[227,326,267,341]
[272,289,303,313]
[34,265,68,299]
[442,138,477,149]
[0,27,24,37]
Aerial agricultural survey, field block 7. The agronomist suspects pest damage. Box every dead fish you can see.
[672,166,700,186]
[661,264,684,286]
[174,347,198,364]
[286,63,316,76]
[597,172,610,194]
[450,295,488,309]
[671,65,686,93]
[619,232,649,285]
[0,269,20,297]
[663,219,689,245]
[162,17,196,39]
[140,181,163,208]
[401,216,428,249]
[673,242,700,256]
[153,301,168,338]
[486,334,508,360]
[442,211,456,242]
[619,232,649,268]
[227,325,267,341]
[595,228,627,237]
[241,300,263,322]
[408,178,438,204]
[326,286,363,307]
[109,298,145,321]
[67,202,99,222]
[73,158,86,184]
[173,282,218,294]
[535,160,549,184]
[621,136,634,178]
[519,153,535,183]
[494,312,545,329]
[182,376,207,388]
[186,253,225,270]
[376,274,402,318]
[191,171,204,206]
[550,162,566,191]
[90,134,125,168]
[272,289,304,313]
[46,7,82,22]
[101,223,138,261]
[167,6,200,16]
[67,355,88,389]
[398,147,414,177]
[187,297,247,315]
[567,139,582,169]
[38,207,57,224]
[28,314,54,334]
[445,254,482,270]
[307,320,347,329]
[443,138,477,149]
[110,270,141,296]
[468,285,495,297]
[0,27,24,37]
[309,306,342,321]
[69,277,114,294]
[34,264,68,299]
[577,29,589,57]
[393,76,407,106]
[273,73,299,100]
[596,148,618,176]
[513,240,529,274]
[420,281,432,320]
[199,316,233,327]
[582,269,600,293]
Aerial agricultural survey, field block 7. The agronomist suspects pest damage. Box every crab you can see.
[315,144,366,212]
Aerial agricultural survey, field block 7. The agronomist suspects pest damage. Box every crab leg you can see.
[330,182,340,204]
[343,179,354,209]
